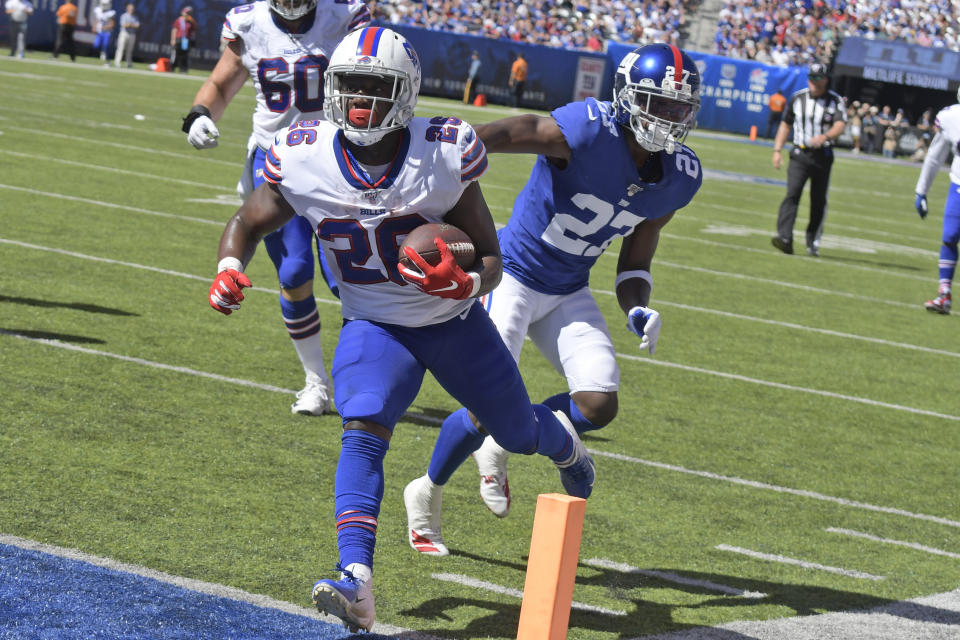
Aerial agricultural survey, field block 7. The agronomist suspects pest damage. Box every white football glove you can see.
[627,306,661,355]
[188,115,220,149]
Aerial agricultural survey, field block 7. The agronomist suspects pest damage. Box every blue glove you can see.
[915,193,928,219]
[626,306,661,355]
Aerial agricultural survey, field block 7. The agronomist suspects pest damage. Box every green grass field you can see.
[1,54,958,639]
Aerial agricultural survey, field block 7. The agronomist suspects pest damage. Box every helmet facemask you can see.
[616,80,699,154]
[269,0,317,20]
[324,67,415,146]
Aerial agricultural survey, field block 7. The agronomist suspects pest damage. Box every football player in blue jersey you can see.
[404,43,704,556]
[206,28,595,632]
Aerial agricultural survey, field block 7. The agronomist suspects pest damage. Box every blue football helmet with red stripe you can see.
[324,27,422,146]
[268,0,317,20]
[613,43,701,154]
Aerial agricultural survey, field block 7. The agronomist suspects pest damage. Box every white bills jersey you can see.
[916,104,960,196]
[93,6,115,33]
[222,0,371,150]
[263,116,489,326]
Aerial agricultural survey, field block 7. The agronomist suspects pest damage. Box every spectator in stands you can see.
[916,108,935,145]
[114,3,139,69]
[861,105,879,154]
[5,0,33,58]
[52,0,77,62]
[848,100,862,153]
[767,88,786,139]
[875,105,893,152]
[508,51,527,108]
[882,126,898,158]
[170,5,196,74]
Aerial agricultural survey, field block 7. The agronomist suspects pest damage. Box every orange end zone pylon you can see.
[516,493,586,640]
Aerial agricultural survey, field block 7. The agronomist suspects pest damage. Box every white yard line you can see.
[430,572,626,616]
[825,528,960,560]
[4,151,233,191]
[637,587,960,640]
[3,325,958,533]
[0,534,436,640]
[590,449,960,529]
[0,184,225,226]
[583,558,766,598]
[616,351,960,422]
[15,127,239,167]
[714,544,885,580]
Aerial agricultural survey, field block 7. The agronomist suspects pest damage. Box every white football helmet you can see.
[269,0,317,20]
[612,43,701,154]
[323,27,422,146]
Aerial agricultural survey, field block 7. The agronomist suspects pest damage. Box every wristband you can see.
[467,272,481,298]
[217,257,244,273]
[182,105,212,133]
[615,269,653,292]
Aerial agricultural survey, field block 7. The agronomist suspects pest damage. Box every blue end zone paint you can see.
[0,543,386,639]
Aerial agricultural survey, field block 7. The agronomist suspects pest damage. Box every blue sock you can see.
[531,403,574,462]
[427,408,485,485]
[279,295,321,339]
[542,392,603,434]
[334,429,389,569]
[939,243,958,284]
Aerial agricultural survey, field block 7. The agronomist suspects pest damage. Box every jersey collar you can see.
[270,8,316,34]
[333,129,411,192]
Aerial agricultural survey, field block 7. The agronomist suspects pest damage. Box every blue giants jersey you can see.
[499,97,703,294]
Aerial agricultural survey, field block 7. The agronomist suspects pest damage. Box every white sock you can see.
[344,562,372,583]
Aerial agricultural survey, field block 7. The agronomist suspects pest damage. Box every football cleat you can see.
[473,437,511,517]
[312,570,375,633]
[771,236,794,255]
[552,410,596,499]
[403,475,449,556]
[924,292,951,314]
[291,373,331,416]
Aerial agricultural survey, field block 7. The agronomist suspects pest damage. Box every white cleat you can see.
[473,436,511,517]
[291,373,331,416]
[312,573,375,633]
[403,475,449,556]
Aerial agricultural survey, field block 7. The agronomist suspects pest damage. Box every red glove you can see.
[209,268,252,315]
[398,238,481,300]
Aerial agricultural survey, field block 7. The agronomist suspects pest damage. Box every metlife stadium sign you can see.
[835,37,960,91]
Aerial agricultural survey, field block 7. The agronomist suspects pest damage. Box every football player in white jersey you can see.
[91,0,115,64]
[404,43,704,556]
[205,28,595,633]
[183,0,371,416]
[914,88,960,314]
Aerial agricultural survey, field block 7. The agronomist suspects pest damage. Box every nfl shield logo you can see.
[362,190,379,203]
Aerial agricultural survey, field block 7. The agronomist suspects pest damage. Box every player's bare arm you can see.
[474,115,571,163]
[218,182,296,267]
[442,181,503,296]
[191,41,248,120]
[614,211,675,312]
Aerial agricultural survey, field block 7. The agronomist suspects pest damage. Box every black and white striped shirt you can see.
[782,88,847,148]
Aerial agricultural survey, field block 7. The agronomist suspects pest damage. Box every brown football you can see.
[399,223,477,270]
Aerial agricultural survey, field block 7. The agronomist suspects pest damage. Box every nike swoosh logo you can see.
[586,104,597,120]
[433,281,458,292]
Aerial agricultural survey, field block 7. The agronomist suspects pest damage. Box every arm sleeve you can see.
[915,130,952,195]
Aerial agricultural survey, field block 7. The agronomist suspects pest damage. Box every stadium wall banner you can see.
[834,37,960,92]
[385,24,612,110]
[606,41,809,136]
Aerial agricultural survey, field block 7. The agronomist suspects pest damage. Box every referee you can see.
[771,62,847,256]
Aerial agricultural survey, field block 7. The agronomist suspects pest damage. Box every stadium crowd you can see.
[714,0,960,64]
[370,0,697,51]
